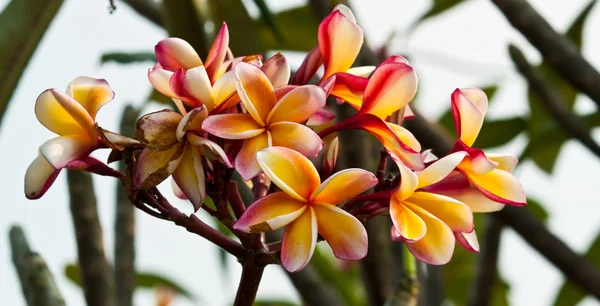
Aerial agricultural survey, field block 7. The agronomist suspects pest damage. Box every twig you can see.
[233,258,266,306]
[491,0,600,109]
[9,226,66,306]
[508,44,600,158]
[227,181,246,219]
[420,265,443,306]
[496,203,600,299]
[67,170,116,306]
[121,0,162,27]
[114,105,139,306]
[361,217,395,306]
[467,215,503,306]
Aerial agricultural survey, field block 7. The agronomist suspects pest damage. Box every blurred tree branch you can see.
[114,105,140,306]
[491,0,600,109]
[509,44,600,159]
[467,216,503,306]
[10,225,66,306]
[121,0,162,27]
[67,170,116,306]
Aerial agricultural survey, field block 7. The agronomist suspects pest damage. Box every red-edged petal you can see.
[313,203,367,260]
[256,146,321,202]
[148,68,177,99]
[235,62,277,126]
[455,230,479,253]
[170,67,214,110]
[408,192,474,233]
[359,62,417,119]
[269,122,323,157]
[311,168,377,204]
[24,154,61,200]
[404,203,455,265]
[281,207,318,272]
[462,168,527,206]
[319,9,363,80]
[233,192,306,233]
[390,196,426,242]
[205,23,230,82]
[66,76,114,120]
[155,38,203,71]
[306,108,336,126]
[35,89,97,138]
[202,113,264,140]
[330,73,368,109]
[292,46,323,85]
[322,136,339,175]
[261,52,290,88]
[235,133,269,180]
[451,88,488,147]
[267,85,326,124]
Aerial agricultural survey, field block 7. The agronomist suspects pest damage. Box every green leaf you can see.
[146,89,174,106]
[414,0,467,25]
[524,197,549,224]
[0,0,64,127]
[100,52,155,65]
[473,117,526,149]
[253,300,299,306]
[525,0,597,173]
[65,263,195,300]
[253,0,283,41]
[210,0,263,55]
[260,5,319,52]
[553,229,600,306]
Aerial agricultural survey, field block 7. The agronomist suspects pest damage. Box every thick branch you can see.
[114,106,139,306]
[467,216,503,306]
[491,0,600,109]
[67,170,115,306]
[508,44,600,158]
[233,259,265,306]
[10,226,65,306]
[121,0,162,27]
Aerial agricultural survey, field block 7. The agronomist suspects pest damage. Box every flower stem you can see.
[233,258,265,306]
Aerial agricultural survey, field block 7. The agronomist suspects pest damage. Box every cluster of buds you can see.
[24,5,525,272]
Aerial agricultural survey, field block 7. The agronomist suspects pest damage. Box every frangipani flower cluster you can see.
[24,5,526,272]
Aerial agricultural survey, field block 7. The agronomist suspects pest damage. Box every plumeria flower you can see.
[25,77,121,199]
[428,89,527,211]
[134,106,231,210]
[389,154,474,264]
[234,147,377,272]
[202,62,326,180]
[293,5,373,108]
[318,57,423,170]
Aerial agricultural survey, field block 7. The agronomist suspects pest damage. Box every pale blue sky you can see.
[1,0,599,305]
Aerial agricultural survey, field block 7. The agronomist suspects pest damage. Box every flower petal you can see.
[322,136,339,175]
[311,168,377,204]
[136,109,182,149]
[486,153,518,172]
[455,230,479,253]
[170,67,214,110]
[393,159,419,201]
[390,196,426,242]
[39,135,96,169]
[235,133,269,180]
[148,68,177,98]
[235,62,277,126]
[451,88,488,147]
[134,144,185,190]
[416,152,466,189]
[66,76,114,120]
[319,9,363,80]
[267,85,326,124]
[281,207,318,272]
[387,123,421,153]
[172,145,205,211]
[234,192,306,233]
[205,23,230,82]
[313,203,367,260]
[256,146,321,201]
[35,89,96,137]
[211,70,238,110]
[330,73,368,109]
[404,203,455,265]
[269,122,323,157]
[442,188,505,213]
[292,45,323,85]
[359,62,417,119]
[202,113,264,140]
[24,154,60,200]
[346,66,375,77]
[261,52,290,88]
[408,192,473,232]
[306,108,336,126]
[187,134,233,167]
[462,168,527,206]
[155,38,203,71]
[175,106,208,141]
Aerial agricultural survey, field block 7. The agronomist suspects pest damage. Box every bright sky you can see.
[1,0,599,305]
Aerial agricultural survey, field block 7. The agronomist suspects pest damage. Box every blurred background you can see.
[1,0,599,305]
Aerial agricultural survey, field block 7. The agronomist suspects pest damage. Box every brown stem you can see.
[67,170,115,306]
[491,0,600,109]
[227,181,247,219]
[10,226,66,306]
[232,259,266,306]
[467,215,503,306]
[508,44,600,158]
